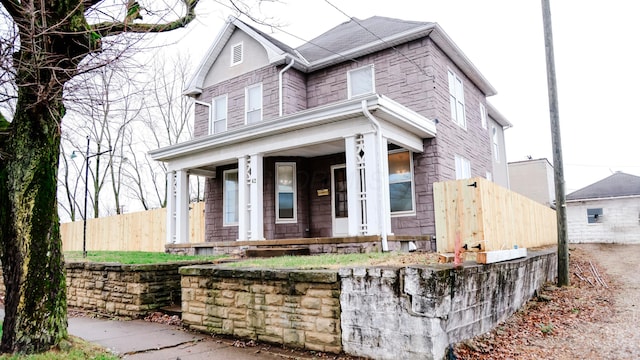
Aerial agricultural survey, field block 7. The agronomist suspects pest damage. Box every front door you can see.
[331,165,349,236]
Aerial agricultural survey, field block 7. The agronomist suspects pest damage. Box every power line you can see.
[323,0,432,80]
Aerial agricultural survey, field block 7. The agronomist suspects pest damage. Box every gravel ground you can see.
[455,243,640,359]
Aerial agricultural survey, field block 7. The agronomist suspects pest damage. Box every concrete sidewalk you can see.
[68,316,287,359]
[0,308,303,359]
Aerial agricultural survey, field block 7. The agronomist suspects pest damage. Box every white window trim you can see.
[209,95,227,135]
[455,155,471,180]
[245,83,263,124]
[480,103,487,129]
[448,69,466,129]
[347,64,375,99]
[389,149,416,217]
[275,162,297,223]
[222,169,238,226]
[230,42,243,66]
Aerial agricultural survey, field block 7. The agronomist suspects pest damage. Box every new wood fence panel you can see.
[61,202,206,252]
[435,177,557,253]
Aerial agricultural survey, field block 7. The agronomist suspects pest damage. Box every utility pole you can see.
[541,0,569,286]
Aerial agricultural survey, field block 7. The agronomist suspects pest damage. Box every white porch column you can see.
[379,137,392,235]
[175,169,189,244]
[237,156,249,241]
[249,153,265,240]
[362,132,381,234]
[166,171,176,244]
[344,135,360,236]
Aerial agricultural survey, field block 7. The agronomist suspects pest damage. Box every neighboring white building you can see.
[508,158,555,207]
[566,172,640,244]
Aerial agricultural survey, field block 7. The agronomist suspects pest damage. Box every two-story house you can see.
[150,16,511,251]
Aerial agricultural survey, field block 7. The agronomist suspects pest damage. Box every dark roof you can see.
[296,16,433,62]
[566,172,640,200]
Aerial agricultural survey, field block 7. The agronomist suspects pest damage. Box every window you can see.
[210,95,227,134]
[587,208,603,224]
[448,70,466,128]
[348,65,375,98]
[231,42,243,66]
[245,84,262,124]
[388,150,414,214]
[455,155,471,180]
[223,169,238,225]
[480,103,487,129]
[276,163,296,222]
[492,126,500,162]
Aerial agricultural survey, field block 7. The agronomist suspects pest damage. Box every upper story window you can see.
[245,83,262,124]
[276,162,296,222]
[348,65,375,98]
[388,149,415,214]
[587,208,603,224]
[210,95,227,135]
[492,126,500,162]
[448,70,466,129]
[480,103,487,129]
[231,42,243,66]
[455,155,471,179]
[223,169,239,226]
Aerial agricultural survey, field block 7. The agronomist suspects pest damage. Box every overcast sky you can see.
[156,0,640,193]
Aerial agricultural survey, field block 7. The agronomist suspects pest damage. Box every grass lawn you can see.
[62,250,440,268]
[0,335,117,360]
[223,251,440,269]
[64,251,227,264]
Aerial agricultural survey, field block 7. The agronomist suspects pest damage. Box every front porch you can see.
[151,95,437,250]
[165,235,435,256]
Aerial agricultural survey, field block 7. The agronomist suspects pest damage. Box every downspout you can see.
[361,99,389,252]
[278,57,295,116]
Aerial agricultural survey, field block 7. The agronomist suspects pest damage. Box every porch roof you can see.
[150,94,436,173]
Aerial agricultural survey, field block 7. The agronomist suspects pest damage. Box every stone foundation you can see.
[166,235,435,256]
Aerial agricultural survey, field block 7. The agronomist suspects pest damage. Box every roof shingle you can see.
[296,16,432,63]
[566,172,640,200]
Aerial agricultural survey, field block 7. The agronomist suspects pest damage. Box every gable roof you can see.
[297,16,432,63]
[185,16,497,97]
[566,172,640,201]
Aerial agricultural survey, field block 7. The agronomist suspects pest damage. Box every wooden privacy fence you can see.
[434,177,557,262]
[60,202,205,252]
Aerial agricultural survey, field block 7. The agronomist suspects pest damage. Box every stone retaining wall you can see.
[340,249,557,359]
[1,261,209,318]
[66,262,202,317]
[180,249,556,359]
[179,266,342,353]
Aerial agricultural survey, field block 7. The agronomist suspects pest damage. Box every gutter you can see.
[279,57,295,116]
[361,99,390,252]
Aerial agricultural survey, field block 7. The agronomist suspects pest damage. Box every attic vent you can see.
[231,42,243,66]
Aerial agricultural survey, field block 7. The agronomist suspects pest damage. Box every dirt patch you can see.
[454,244,640,359]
